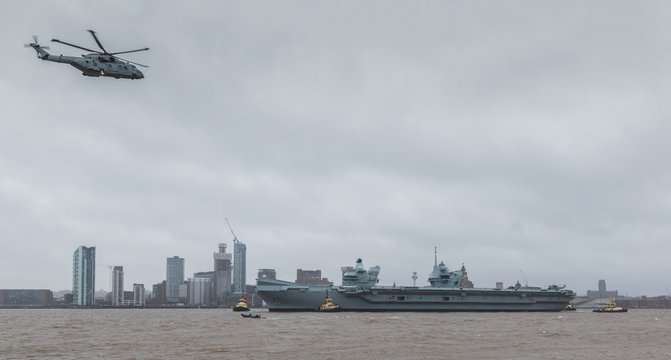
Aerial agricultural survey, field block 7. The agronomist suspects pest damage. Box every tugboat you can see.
[319,297,342,312]
[233,297,250,312]
[564,301,577,311]
[318,291,342,312]
[593,298,628,313]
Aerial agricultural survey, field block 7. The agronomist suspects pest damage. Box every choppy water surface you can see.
[1,309,670,359]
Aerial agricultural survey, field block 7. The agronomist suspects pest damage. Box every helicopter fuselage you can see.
[40,52,144,79]
[27,31,148,80]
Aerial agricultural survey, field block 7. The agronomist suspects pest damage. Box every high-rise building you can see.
[72,246,96,306]
[190,271,215,306]
[133,283,145,306]
[151,280,166,304]
[233,241,246,293]
[213,243,232,304]
[257,269,276,280]
[112,266,124,306]
[166,256,184,302]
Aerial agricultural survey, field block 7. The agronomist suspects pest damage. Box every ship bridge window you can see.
[442,297,450,301]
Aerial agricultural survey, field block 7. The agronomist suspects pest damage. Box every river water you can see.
[1,308,669,359]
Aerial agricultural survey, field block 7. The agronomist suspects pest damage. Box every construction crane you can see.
[225,218,238,243]
[98,264,113,292]
[520,270,529,287]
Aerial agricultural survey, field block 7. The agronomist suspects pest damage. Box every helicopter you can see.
[25,30,149,79]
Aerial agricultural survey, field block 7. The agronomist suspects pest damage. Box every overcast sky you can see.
[2,1,671,297]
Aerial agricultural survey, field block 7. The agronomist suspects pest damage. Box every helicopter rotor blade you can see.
[51,38,101,54]
[110,47,150,56]
[114,56,149,68]
[32,35,38,43]
[87,30,108,54]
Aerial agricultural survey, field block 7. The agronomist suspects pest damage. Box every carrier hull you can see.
[256,278,574,312]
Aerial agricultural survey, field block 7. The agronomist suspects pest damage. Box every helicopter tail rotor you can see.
[24,35,50,50]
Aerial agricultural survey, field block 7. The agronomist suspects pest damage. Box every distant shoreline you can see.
[0,305,266,310]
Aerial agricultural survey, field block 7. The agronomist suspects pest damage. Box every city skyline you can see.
[2,241,661,300]
[58,241,656,299]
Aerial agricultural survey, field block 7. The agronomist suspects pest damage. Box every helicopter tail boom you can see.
[24,36,51,60]
[31,44,50,59]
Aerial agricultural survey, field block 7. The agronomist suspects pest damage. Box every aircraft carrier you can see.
[256,256,575,312]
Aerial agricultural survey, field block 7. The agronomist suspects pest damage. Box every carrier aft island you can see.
[256,255,575,312]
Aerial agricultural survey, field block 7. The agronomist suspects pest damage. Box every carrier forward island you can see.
[256,256,575,311]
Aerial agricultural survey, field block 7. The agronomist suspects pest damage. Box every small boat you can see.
[593,298,628,313]
[318,297,342,312]
[233,297,250,312]
[564,302,577,311]
[241,313,261,319]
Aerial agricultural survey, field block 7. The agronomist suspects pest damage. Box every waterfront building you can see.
[233,240,246,293]
[190,277,212,306]
[112,266,124,306]
[193,271,216,305]
[122,291,134,306]
[257,269,276,280]
[296,269,330,285]
[213,243,232,304]
[133,283,145,306]
[586,279,619,299]
[166,256,184,302]
[179,281,189,303]
[459,264,474,288]
[151,280,166,304]
[0,289,53,307]
[72,246,96,306]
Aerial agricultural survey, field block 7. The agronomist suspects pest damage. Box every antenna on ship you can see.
[434,246,437,266]
[412,272,418,286]
[225,218,238,244]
